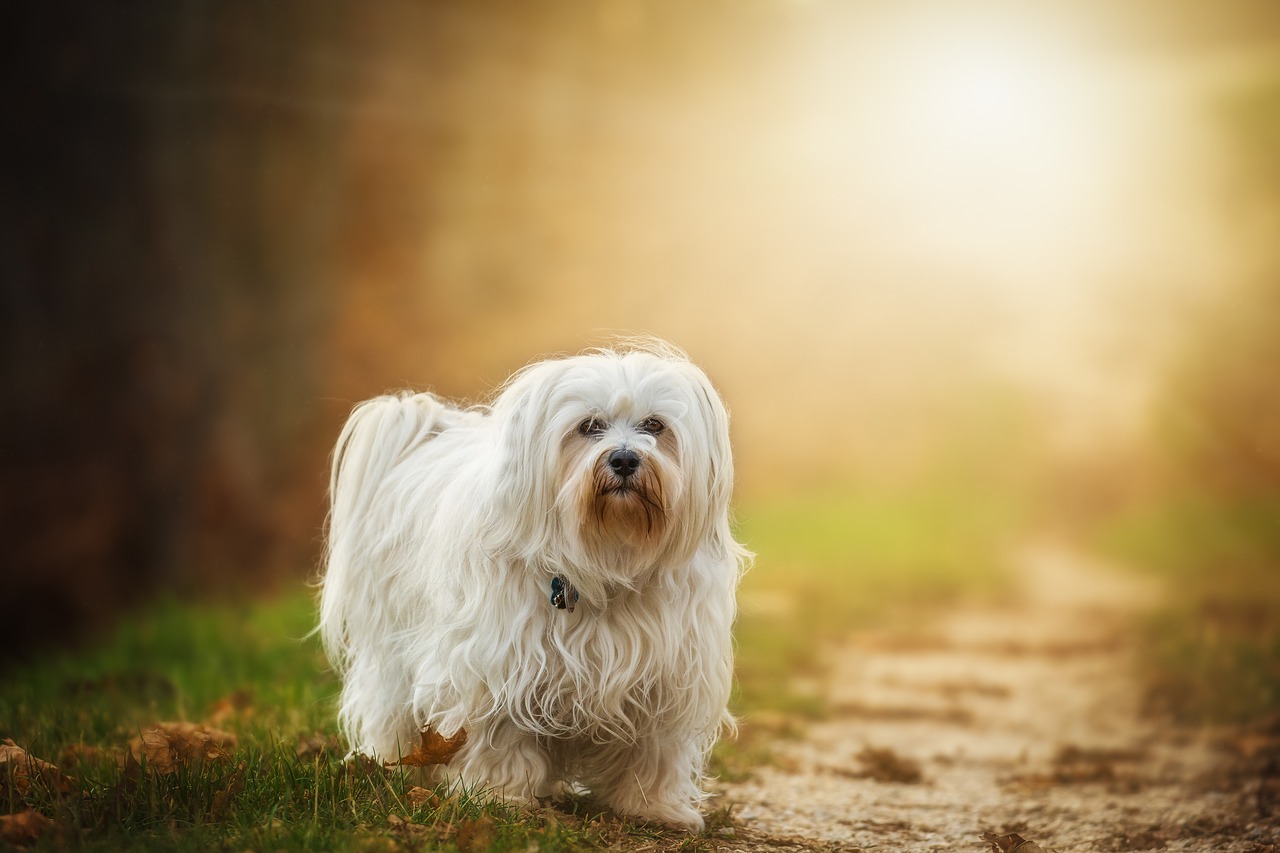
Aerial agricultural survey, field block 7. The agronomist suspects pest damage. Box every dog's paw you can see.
[625,800,705,832]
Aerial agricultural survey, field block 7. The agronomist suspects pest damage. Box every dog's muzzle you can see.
[607,448,641,480]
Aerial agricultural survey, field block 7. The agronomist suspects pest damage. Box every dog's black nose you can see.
[608,448,641,478]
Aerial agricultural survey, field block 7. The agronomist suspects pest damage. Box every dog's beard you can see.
[588,452,668,545]
[557,443,680,577]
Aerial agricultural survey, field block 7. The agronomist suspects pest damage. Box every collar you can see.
[549,576,580,612]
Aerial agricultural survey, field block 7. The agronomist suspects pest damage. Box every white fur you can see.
[318,341,749,829]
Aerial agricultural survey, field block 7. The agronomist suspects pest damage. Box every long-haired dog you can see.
[318,340,748,829]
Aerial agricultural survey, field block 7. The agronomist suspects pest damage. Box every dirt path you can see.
[715,544,1272,852]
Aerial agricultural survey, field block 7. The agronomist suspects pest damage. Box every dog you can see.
[318,340,749,829]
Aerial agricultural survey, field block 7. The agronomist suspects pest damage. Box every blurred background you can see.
[4,0,1279,690]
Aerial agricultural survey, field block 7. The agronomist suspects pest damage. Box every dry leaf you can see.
[405,785,440,809]
[454,815,497,852]
[121,749,142,786]
[0,809,56,845]
[386,726,468,767]
[387,813,429,836]
[981,831,1046,852]
[0,740,73,794]
[129,723,237,775]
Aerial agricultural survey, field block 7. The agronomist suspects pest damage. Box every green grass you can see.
[1099,494,1280,724]
[2,487,1022,849]
[1,596,698,851]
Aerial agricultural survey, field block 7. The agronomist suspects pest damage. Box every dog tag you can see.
[550,576,579,612]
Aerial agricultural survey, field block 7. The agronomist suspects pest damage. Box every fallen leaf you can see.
[0,740,73,794]
[405,785,440,809]
[981,831,1046,852]
[129,723,237,775]
[386,726,468,767]
[387,812,429,836]
[454,815,497,852]
[0,809,55,845]
[135,730,179,775]
[121,749,142,786]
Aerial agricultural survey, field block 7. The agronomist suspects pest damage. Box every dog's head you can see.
[486,340,736,596]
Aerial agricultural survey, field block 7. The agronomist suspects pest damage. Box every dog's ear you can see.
[678,363,743,563]
[480,360,562,560]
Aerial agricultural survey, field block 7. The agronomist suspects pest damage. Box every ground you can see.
[712,544,1277,852]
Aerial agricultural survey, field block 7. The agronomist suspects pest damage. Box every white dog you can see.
[318,340,748,829]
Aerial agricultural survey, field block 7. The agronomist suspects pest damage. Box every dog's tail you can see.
[319,393,459,668]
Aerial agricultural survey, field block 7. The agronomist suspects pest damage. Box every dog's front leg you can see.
[446,720,558,803]
[588,735,706,831]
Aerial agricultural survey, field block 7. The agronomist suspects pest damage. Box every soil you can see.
[712,543,1280,852]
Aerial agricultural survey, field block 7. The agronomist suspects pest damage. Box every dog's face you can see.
[490,345,734,591]
[560,392,683,551]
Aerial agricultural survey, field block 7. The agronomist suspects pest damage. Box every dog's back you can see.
[320,391,493,753]
[321,394,475,662]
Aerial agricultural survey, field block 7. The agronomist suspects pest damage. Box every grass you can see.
[1098,493,1280,725]
[2,596,677,851]
[1,486,1022,850]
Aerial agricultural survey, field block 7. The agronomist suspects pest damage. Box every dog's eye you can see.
[578,418,606,438]
[639,418,666,436]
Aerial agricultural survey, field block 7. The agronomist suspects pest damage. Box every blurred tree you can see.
[1,3,348,661]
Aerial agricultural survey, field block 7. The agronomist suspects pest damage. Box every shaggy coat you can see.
[319,343,748,829]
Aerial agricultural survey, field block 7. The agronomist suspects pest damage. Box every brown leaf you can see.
[0,809,56,846]
[0,740,73,794]
[386,726,468,768]
[387,812,429,836]
[121,749,142,787]
[128,723,237,775]
[135,729,178,775]
[405,785,440,809]
[454,815,497,852]
[981,831,1046,853]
